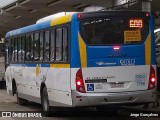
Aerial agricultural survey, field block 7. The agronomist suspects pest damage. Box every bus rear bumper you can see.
[72,88,157,107]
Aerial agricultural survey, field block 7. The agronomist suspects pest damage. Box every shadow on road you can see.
[17,102,131,117]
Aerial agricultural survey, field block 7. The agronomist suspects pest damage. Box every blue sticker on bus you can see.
[87,84,94,91]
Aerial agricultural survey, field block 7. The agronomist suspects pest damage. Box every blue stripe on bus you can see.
[70,13,81,68]
[25,64,37,67]
[5,20,51,38]
[10,64,50,67]
[150,13,156,65]
[41,64,50,67]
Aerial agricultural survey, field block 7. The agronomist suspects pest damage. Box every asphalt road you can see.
[0,89,159,120]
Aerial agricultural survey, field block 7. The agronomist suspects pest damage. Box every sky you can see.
[0,0,17,8]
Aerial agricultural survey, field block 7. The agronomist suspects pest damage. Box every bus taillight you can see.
[146,12,149,17]
[77,14,81,19]
[76,69,86,93]
[113,46,120,50]
[148,66,156,90]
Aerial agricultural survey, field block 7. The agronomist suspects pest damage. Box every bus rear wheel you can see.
[42,87,50,116]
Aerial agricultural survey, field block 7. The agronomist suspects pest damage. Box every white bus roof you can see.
[36,12,76,24]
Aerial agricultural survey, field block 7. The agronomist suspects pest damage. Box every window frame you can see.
[25,34,34,63]
[44,30,51,62]
[34,32,40,61]
[6,23,70,64]
[80,17,149,46]
[54,24,70,64]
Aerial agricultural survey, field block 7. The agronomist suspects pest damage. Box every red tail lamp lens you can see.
[148,66,156,90]
[76,69,86,93]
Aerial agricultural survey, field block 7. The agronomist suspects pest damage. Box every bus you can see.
[155,28,160,93]
[5,11,157,115]
[0,39,5,88]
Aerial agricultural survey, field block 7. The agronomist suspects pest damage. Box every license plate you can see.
[110,83,124,88]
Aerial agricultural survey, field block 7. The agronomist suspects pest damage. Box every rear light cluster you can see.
[77,14,81,19]
[148,66,156,90]
[76,69,86,93]
[113,46,120,50]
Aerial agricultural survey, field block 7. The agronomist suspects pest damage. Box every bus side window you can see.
[31,34,34,61]
[50,29,55,61]
[63,27,68,61]
[26,35,33,61]
[34,33,40,61]
[11,38,14,62]
[44,30,50,61]
[14,38,18,62]
[21,36,25,62]
[56,28,62,61]
[18,37,22,62]
[5,39,10,64]
[40,32,44,61]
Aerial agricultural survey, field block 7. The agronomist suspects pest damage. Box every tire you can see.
[41,87,50,116]
[16,87,28,105]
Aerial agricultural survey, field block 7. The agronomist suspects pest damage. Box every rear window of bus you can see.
[80,17,149,45]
